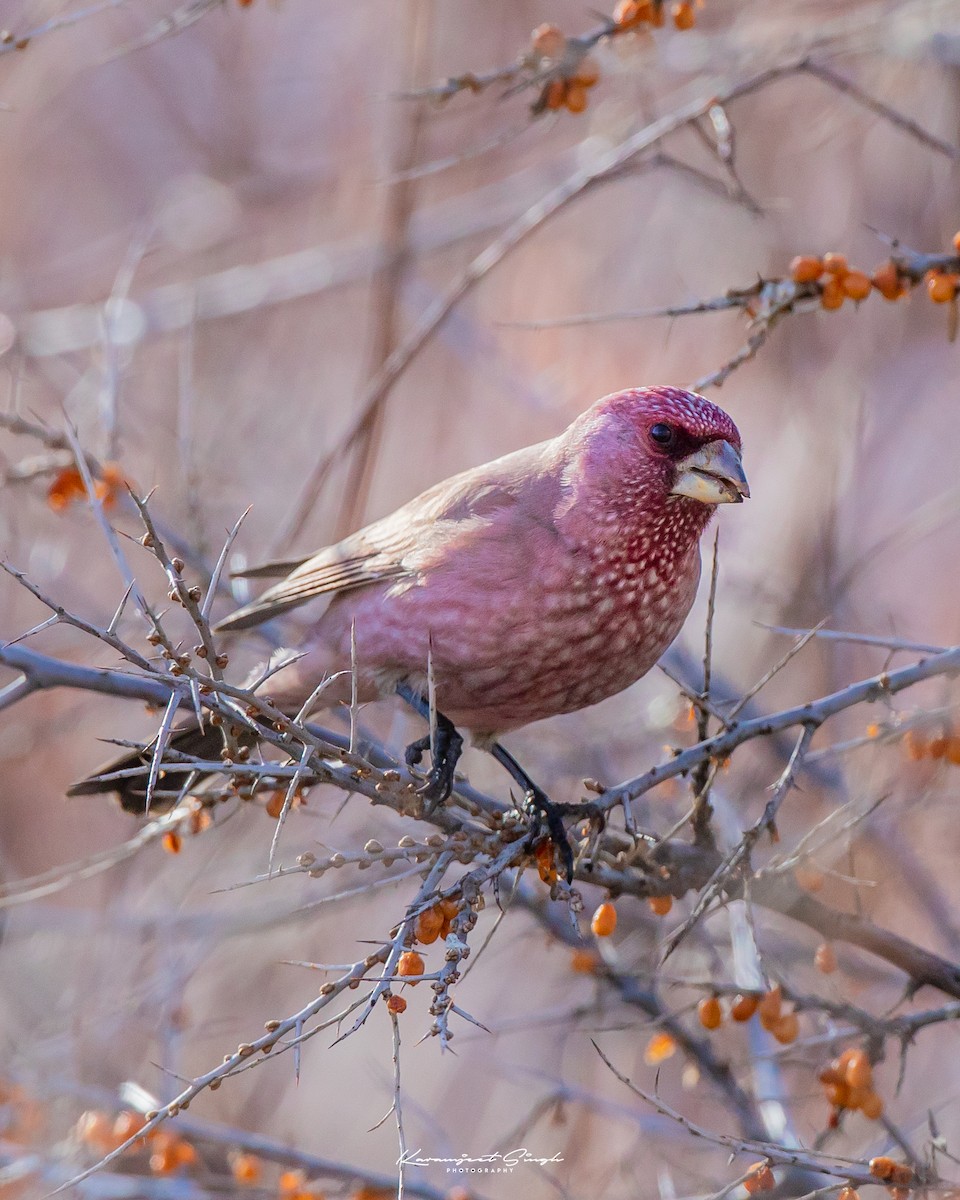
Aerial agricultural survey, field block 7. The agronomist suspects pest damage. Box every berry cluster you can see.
[818,1048,884,1121]
[902,726,960,763]
[47,461,128,512]
[696,983,800,1044]
[613,0,700,32]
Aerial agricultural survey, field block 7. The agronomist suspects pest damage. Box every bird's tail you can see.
[67,722,230,814]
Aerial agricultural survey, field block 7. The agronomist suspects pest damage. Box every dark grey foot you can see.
[397,683,464,811]
[490,742,604,884]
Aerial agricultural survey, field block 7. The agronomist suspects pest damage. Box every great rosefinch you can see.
[72,386,748,873]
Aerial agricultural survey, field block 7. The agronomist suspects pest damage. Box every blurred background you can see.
[3,1,960,1196]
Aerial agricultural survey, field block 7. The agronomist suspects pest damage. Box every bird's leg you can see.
[488,742,603,884]
[396,683,464,809]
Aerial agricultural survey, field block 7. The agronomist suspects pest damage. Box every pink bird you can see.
[73,386,748,877]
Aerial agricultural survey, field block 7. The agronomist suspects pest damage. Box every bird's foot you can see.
[403,722,463,812]
[523,788,605,885]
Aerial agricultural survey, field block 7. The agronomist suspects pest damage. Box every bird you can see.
[70,386,748,878]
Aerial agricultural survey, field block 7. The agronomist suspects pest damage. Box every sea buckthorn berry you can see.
[930,734,948,758]
[648,894,673,916]
[649,3,665,26]
[439,897,460,919]
[790,255,823,283]
[820,276,845,310]
[531,23,566,57]
[794,863,824,892]
[279,1171,307,1195]
[928,271,957,303]
[744,1163,775,1194]
[162,832,182,855]
[571,948,599,973]
[150,1138,180,1175]
[544,79,566,111]
[843,270,872,301]
[576,55,600,87]
[565,82,588,113]
[265,791,285,819]
[534,839,558,883]
[672,1,695,28]
[757,984,782,1031]
[591,901,617,937]
[386,995,407,1014]
[613,0,648,28]
[697,996,722,1029]
[838,1189,860,1200]
[731,993,759,1022]
[822,252,848,277]
[872,260,904,300]
[77,1110,115,1151]
[112,1111,146,1141]
[643,1031,676,1064]
[861,1091,883,1120]
[953,230,960,254]
[946,734,960,764]
[844,1048,871,1089]
[397,950,425,981]
[231,1152,261,1184]
[415,906,444,945]
[891,1165,913,1186]
[771,1011,799,1044]
[869,1158,898,1182]
[903,729,928,760]
[814,942,837,973]
[825,1080,850,1108]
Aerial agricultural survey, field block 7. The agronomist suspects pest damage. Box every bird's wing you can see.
[214,436,563,633]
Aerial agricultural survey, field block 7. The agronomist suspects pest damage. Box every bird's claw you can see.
[403,726,463,814]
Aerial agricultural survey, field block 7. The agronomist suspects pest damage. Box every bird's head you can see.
[559,387,748,550]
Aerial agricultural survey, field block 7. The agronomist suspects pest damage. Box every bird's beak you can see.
[670,439,750,505]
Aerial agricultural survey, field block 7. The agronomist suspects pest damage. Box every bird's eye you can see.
[650,423,675,447]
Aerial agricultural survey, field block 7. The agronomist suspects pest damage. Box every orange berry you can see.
[76,1110,115,1151]
[570,948,599,973]
[649,3,665,26]
[903,729,928,760]
[397,950,425,981]
[825,1080,850,1108]
[415,906,444,945]
[891,1165,914,1186]
[112,1111,146,1142]
[697,996,723,1030]
[818,1062,843,1086]
[860,1091,883,1120]
[648,894,673,916]
[47,466,87,512]
[531,23,566,57]
[162,832,182,854]
[820,276,845,310]
[843,270,872,301]
[869,1158,898,1182]
[866,722,881,738]
[439,897,460,919]
[438,915,452,938]
[231,1152,261,1184]
[946,734,960,764]
[672,1,695,28]
[575,55,600,87]
[150,1140,180,1175]
[565,82,588,113]
[265,790,285,819]
[838,1190,860,1200]
[930,734,948,758]
[731,994,759,1022]
[928,271,957,303]
[386,994,407,1014]
[643,1031,676,1064]
[872,260,904,300]
[544,79,566,111]
[794,863,824,892]
[744,1163,776,1194]
[173,1139,197,1166]
[757,985,782,1031]
[790,255,823,283]
[591,901,617,937]
[613,0,646,27]
[844,1048,872,1089]
[771,1011,799,1044]
[279,1172,308,1195]
[814,942,837,974]
[822,252,848,277]
[534,839,558,883]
